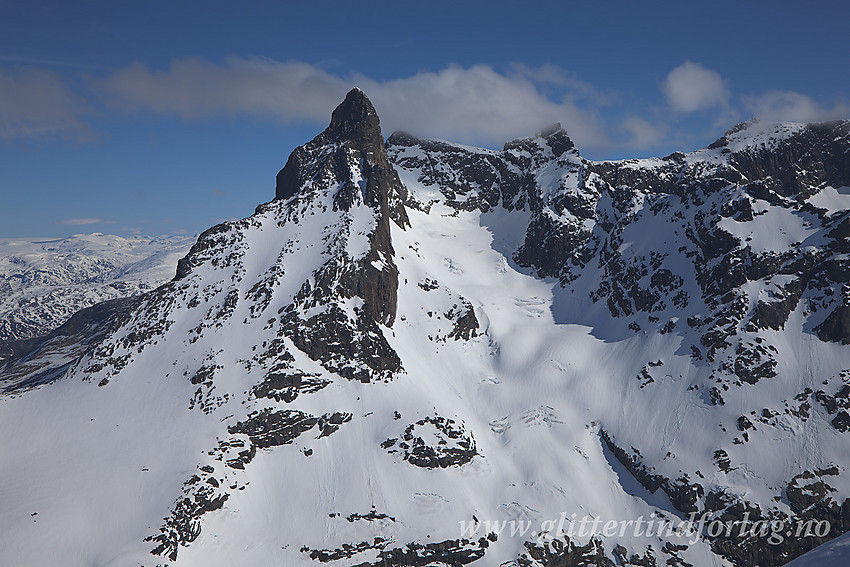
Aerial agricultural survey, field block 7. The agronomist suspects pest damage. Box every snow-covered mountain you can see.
[0,233,194,364]
[1,89,848,567]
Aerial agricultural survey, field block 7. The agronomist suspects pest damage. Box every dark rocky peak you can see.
[272,89,408,332]
[275,88,409,228]
[176,90,408,335]
[724,118,760,137]
[503,123,577,158]
[539,123,576,157]
[323,88,382,154]
[385,130,421,148]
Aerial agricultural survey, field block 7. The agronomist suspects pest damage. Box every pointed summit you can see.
[503,123,576,158]
[539,123,575,157]
[325,88,381,145]
[271,89,409,328]
[274,88,407,225]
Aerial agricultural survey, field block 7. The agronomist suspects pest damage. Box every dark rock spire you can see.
[274,88,409,229]
[273,89,409,329]
[324,88,382,150]
[502,123,576,159]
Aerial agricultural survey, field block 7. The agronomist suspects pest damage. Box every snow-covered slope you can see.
[1,90,848,567]
[785,530,850,566]
[0,233,193,362]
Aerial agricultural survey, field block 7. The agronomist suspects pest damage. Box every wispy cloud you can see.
[0,66,94,140]
[91,58,610,148]
[661,61,730,113]
[363,65,609,148]
[2,56,847,154]
[94,58,346,123]
[508,63,620,106]
[59,218,115,225]
[621,116,664,149]
[744,91,850,124]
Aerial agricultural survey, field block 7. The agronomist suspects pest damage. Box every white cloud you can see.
[661,61,729,113]
[92,58,609,148]
[621,116,664,149]
[96,58,347,124]
[362,65,608,148]
[6,56,845,155]
[59,218,114,225]
[744,90,849,123]
[0,66,94,140]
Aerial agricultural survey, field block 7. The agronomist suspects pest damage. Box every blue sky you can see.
[1,0,848,238]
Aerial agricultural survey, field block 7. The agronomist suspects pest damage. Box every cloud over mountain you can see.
[1,57,847,156]
[661,61,730,113]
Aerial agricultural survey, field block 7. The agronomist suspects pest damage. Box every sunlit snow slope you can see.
[785,530,850,566]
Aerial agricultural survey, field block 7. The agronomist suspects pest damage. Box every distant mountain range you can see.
[0,233,193,364]
[1,89,848,566]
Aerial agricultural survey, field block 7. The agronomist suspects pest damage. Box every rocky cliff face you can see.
[273,88,409,329]
[1,93,849,567]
